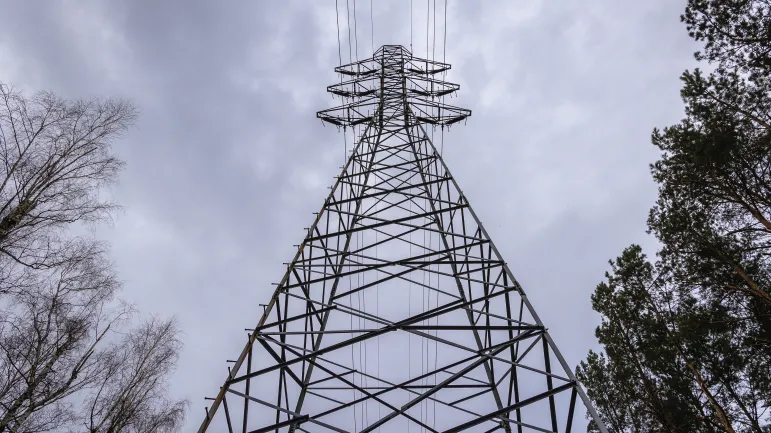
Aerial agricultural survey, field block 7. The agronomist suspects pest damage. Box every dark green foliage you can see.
[580,1,771,431]
[682,0,771,76]
[649,68,771,309]
[579,246,769,432]
[578,247,722,432]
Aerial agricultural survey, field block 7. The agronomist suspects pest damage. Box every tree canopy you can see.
[579,1,771,431]
[0,84,186,433]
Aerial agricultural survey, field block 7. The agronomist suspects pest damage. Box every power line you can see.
[348,262,357,431]
[431,6,439,429]
[375,177,381,433]
[441,0,447,157]
[428,6,436,427]
[366,12,377,426]
[357,228,366,430]
[410,0,413,53]
[432,0,436,64]
[370,0,374,55]
[443,0,447,65]
[335,0,342,67]
[408,182,413,433]
[353,0,359,62]
[346,0,353,63]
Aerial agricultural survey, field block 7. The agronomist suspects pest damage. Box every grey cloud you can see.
[0,0,695,430]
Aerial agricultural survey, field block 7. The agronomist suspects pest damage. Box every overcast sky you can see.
[0,0,698,430]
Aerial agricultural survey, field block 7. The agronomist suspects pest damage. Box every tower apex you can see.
[317,44,471,129]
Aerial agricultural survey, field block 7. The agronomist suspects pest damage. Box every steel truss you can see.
[199,45,607,433]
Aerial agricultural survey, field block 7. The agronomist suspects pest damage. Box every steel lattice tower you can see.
[199,45,607,433]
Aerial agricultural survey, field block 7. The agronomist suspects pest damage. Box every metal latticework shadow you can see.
[198,45,607,433]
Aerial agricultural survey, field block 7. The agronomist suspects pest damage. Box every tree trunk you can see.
[685,362,736,433]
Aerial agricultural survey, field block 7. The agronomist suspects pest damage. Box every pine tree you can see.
[578,246,722,432]
[579,246,768,432]
[580,1,771,430]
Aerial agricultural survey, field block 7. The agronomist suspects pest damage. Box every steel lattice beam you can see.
[198,45,608,433]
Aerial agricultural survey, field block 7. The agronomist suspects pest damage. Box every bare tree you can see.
[84,318,187,433]
[0,83,186,432]
[0,241,123,432]
[0,83,133,269]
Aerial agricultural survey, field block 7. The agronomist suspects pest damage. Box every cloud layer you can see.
[0,0,697,429]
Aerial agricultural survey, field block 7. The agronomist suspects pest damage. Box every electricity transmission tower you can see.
[199,45,607,433]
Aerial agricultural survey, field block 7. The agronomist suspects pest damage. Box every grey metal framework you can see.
[198,45,607,433]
